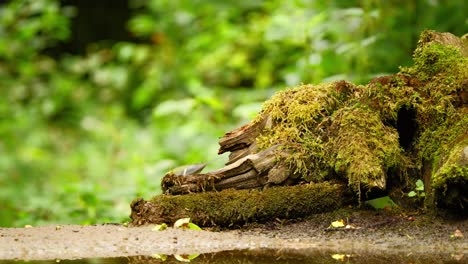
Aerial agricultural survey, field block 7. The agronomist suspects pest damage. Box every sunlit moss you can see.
[255,81,354,181]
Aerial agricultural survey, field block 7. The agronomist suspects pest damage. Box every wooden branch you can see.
[227,142,258,165]
[161,146,281,194]
[218,115,270,154]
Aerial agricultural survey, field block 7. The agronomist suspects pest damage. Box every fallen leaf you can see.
[330,219,345,228]
[152,253,167,261]
[365,196,397,209]
[187,223,202,231]
[453,229,464,238]
[174,218,202,230]
[174,255,191,262]
[174,218,191,229]
[331,254,345,261]
[451,253,464,261]
[152,223,168,231]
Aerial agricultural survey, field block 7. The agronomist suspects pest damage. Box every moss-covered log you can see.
[131,182,347,227]
[131,30,467,227]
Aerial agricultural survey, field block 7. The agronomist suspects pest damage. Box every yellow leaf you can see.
[187,222,202,231]
[152,253,167,261]
[152,223,168,231]
[330,219,345,228]
[331,254,345,261]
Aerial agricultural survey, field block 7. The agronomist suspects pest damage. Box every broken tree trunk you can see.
[131,30,467,227]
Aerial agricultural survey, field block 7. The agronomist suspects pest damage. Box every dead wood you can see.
[162,145,287,194]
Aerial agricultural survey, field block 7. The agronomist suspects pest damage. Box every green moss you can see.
[399,31,467,158]
[403,30,467,82]
[404,31,468,206]
[429,126,468,190]
[418,112,467,163]
[253,81,402,193]
[430,139,467,210]
[252,31,466,202]
[255,82,353,181]
[402,32,467,121]
[328,105,401,191]
[131,182,346,227]
[411,44,463,81]
[364,74,423,124]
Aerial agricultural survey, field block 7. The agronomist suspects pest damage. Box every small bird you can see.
[170,163,206,176]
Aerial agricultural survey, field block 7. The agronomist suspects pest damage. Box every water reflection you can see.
[0,249,463,264]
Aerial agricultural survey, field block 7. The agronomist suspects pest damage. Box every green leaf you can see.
[415,179,424,191]
[408,191,417,197]
[187,222,202,230]
[128,15,155,36]
[365,196,397,209]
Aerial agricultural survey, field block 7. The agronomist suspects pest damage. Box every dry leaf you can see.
[330,219,345,228]
[453,229,464,238]
[331,254,345,261]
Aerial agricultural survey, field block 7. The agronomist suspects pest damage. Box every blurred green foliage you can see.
[0,0,466,227]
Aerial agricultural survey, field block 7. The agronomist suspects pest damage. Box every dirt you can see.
[0,209,466,261]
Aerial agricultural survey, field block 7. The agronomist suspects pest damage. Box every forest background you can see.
[0,0,466,227]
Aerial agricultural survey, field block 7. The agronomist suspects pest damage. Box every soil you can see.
[0,209,466,261]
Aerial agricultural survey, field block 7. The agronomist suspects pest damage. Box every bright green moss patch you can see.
[130,182,346,227]
[254,81,402,192]
[255,81,354,181]
[432,145,468,190]
[411,43,464,81]
[429,121,468,190]
[418,112,467,164]
[328,105,401,191]
[364,74,424,123]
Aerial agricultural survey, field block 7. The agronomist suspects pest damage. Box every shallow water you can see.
[0,249,464,264]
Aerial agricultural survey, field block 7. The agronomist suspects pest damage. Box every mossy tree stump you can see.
[131,30,467,227]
